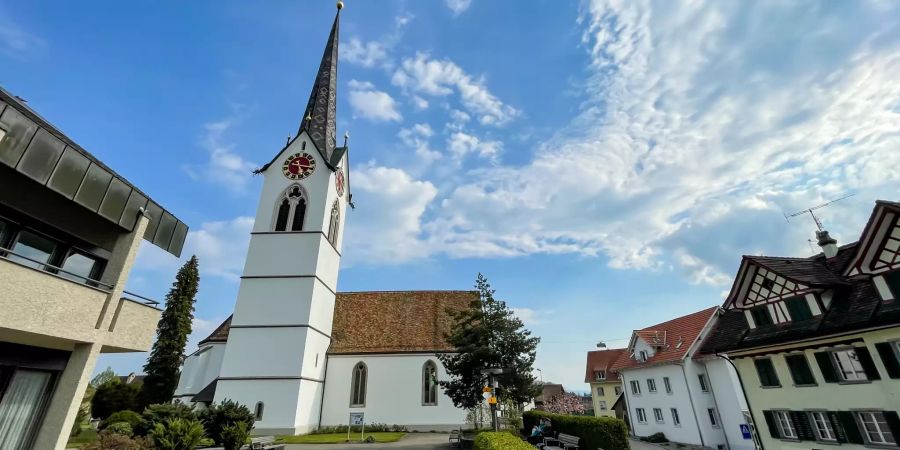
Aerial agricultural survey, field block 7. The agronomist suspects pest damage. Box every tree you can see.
[439,273,540,410]
[91,381,141,419]
[139,256,200,407]
[543,393,586,415]
[91,367,118,387]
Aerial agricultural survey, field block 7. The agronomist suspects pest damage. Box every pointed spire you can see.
[298,3,341,167]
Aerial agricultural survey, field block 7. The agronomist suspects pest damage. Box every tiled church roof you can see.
[198,290,476,354]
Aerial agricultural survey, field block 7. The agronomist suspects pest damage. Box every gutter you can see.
[716,353,763,450]
[317,353,330,429]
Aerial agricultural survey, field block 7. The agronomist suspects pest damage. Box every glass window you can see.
[10,230,57,270]
[60,251,102,283]
[785,354,816,385]
[857,411,896,445]
[630,380,641,395]
[598,401,607,411]
[273,185,307,232]
[785,296,813,321]
[671,408,680,426]
[698,374,709,392]
[350,362,367,407]
[614,386,621,396]
[750,306,774,326]
[647,378,656,392]
[596,387,604,396]
[663,376,672,394]
[654,408,664,423]
[809,411,836,442]
[327,201,340,246]
[638,351,648,362]
[754,358,781,387]
[254,402,264,421]
[708,408,720,427]
[636,408,647,423]
[595,370,606,381]
[0,369,54,450]
[775,411,797,439]
[422,361,437,406]
[274,199,290,231]
[832,349,867,381]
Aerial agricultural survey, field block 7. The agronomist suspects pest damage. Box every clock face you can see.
[335,169,345,197]
[282,153,316,180]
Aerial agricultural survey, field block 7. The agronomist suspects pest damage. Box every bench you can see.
[250,436,285,450]
[543,433,579,450]
[449,429,462,447]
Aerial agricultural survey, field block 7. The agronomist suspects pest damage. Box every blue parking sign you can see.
[740,424,751,439]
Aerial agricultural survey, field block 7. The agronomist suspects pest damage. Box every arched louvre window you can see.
[422,360,438,406]
[273,185,307,232]
[254,402,264,421]
[327,200,340,246]
[350,362,367,407]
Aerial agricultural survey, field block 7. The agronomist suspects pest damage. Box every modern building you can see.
[613,307,754,450]
[701,200,900,450]
[0,87,186,449]
[584,348,626,418]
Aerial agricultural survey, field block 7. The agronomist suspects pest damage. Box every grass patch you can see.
[66,428,98,448]
[277,432,406,444]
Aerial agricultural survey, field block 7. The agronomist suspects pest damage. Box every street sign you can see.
[483,386,492,393]
[740,424,751,439]
[350,413,364,426]
[488,395,497,405]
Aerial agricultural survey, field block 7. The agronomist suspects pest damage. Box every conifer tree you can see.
[439,273,540,409]
[140,256,200,407]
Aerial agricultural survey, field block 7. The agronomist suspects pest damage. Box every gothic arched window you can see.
[350,362,367,407]
[273,185,307,232]
[254,402,264,421]
[422,360,438,406]
[327,200,340,246]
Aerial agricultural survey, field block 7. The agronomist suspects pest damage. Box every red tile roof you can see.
[584,349,626,383]
[611,306,717,371]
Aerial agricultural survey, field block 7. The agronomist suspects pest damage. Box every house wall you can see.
[621,364,706,445]
[732,327,900,450]
[589,380,621,417]
[173,342,226,402]
[703,358,754,450]
[320,354,467,431]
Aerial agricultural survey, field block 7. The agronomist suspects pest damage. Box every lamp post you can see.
[536,368,543,384]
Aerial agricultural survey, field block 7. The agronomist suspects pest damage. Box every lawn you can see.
[66,428,98,448]
[277,432,407,444]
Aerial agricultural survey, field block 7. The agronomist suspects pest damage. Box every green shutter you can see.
[854,347,881,380]
[790,411,815,441]
[815,352,838,383]
[763,410,780,439]
[875,342,900,378]
[836,411,864,444]
[755,359,780,387]
[786,355,816,385]
[785,296,813,321]
[883,411,900,444]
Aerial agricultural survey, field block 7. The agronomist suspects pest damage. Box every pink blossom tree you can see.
[544,393,586,415]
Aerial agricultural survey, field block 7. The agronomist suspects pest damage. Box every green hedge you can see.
[523,410,629,450]
[473,431,533,450]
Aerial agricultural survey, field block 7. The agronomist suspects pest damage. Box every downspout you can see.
[679,363,705,447]
[702,363,731,450]
[716,353,764,450]
[317,353,330,429]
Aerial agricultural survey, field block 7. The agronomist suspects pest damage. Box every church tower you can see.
[214,2,349,435]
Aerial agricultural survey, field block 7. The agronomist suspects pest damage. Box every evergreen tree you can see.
[439,273,540,410]
[139,256,200,407]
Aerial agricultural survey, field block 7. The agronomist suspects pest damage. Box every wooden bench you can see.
[449,429,462,447]
[250,436,285,450]
[543,433,579,450]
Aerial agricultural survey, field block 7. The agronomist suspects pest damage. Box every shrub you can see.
[647,432,668,443]
[523,410,629,450]
[135,403,197,436]
[150,418,205,450]
[83,432,153,450]
[199,399,254,445]
[312,423,409,434]
[221,421,251,450]
[100,410,143,431]
[91,382,141,420]
[474,431,532,450]
[105,422,134,437]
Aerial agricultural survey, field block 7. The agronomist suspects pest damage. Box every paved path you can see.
[284,433,452,450]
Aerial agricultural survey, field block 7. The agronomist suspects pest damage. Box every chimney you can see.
[816,230,838,258]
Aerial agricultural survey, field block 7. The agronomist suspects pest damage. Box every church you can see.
[173,3,473,435]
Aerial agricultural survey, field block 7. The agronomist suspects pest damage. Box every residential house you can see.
[0,87,186,449]
[701,200,900,450]
[585,348,626,418]
[613,307,754,450]
[534,383,565,411]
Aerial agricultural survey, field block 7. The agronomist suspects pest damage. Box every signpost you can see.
[349,413,365,442]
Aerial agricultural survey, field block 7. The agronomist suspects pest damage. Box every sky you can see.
[2,0,900,393]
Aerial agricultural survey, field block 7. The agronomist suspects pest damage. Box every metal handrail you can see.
[0,245,113,290]
[122,290,161,306]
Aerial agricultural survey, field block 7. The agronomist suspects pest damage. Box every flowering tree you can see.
[544,393,586,415]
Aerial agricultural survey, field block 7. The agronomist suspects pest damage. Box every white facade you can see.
[320,354,467,431]
[173,342,226,403]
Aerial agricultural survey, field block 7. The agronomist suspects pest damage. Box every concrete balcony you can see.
[0,251,160,352]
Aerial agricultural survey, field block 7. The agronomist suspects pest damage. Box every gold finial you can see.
[306,112,312,122]
[336,1,344,10]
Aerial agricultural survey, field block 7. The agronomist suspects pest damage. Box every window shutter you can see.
[828,412,848,443]
[815,352,838,383]
[884,411,900,445]
[875,342,900,378]
[854,346,881,380]
[836,411,864,444]
[790,411,815,441]
[763,410,780,439]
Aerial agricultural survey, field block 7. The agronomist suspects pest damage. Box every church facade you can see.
[173,4,471,435]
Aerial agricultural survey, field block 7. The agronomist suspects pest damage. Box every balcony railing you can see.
[0,246,160,308]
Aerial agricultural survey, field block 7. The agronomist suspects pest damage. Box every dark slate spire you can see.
[298,3,341,168]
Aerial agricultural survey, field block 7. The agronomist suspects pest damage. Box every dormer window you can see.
[595,370,606,381]
[749,305,773,327]
[639,351,648,362]
[761,278,775,290]
[884,270,900,300]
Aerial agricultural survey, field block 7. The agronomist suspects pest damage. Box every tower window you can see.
[327,200,340,246]
[350,362,367,407]
[273,185,307,232]
[422,360,438,406]
[254,402,264,421]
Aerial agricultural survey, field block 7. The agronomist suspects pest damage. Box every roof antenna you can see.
[783,193,856,231]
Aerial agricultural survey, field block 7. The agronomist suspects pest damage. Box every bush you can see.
[221,421,251,450]
[474,431,532,450]
[312,423,409,434]
[135,403,197,436]
[100,410,143,431]
[150,418,205,450]
[199,399,255,445]
[523,410,629,450]
[104,422,134,437]
[646,432,668,443]
[91,382,141,420]
[83,432,154,450]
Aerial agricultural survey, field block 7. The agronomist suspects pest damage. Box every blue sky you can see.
[2,0,899,392]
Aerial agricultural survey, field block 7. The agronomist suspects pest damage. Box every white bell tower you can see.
[214,2,349,435]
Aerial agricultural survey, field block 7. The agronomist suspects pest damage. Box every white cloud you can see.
[398,123,442,164]
[447,109,471,131]
[347,80,402,122]
[392,53,519,126]
[447,131,502,161]
[411,96,429,110]
[511,307,550,326]
[343,38,388,68]
[445,0,473,16]
[0,11,44,58]
[184,118,257,194]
